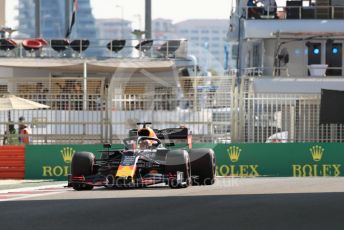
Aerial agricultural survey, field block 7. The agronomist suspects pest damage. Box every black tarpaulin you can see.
[320,89,344,124]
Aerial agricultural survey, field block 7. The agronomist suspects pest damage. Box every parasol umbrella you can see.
[0,94,50,125]
[0,94,50,144]
[0,94,50,111]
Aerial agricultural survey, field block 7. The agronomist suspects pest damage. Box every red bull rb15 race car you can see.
[68,122,216,190]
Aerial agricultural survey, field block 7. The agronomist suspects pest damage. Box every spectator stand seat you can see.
[36,38,48,46]
[70,39,90,57]
[135,40,154,58]
[157,40,181,58]
[50,39,70,57]
[0,38,17,57]
[106,39,126,57]
[21,39,47,57]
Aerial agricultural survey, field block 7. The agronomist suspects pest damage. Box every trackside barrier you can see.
[25,144,111,180]
[214,143,344,177]
[22,143,344,180]
[0,145,25,179]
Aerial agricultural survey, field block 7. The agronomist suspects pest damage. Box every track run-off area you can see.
[0,177,343,230]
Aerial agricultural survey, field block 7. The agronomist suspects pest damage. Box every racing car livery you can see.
[68,122,216,190]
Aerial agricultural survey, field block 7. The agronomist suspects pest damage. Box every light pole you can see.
[116,4,124,38]
[0,0,5,27]
[35,0,41,38]
[145,0,152,39]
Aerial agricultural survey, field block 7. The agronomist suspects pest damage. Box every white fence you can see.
[0,75,235,144]
[232,76,344,143]
[1,74,341,144]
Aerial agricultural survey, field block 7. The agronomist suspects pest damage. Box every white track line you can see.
[1,191,67,202]
[0,183,68,194]
[0,183,69,202]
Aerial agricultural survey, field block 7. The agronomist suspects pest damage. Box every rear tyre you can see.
[165,150,191,189]
[71,151,95,191]
[189,149,216,185]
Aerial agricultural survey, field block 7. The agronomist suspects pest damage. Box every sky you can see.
[5,0,232,30]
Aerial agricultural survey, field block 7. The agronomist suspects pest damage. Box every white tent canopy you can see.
[0,59,176,73]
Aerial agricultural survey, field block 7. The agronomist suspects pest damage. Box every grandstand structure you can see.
[0,38,235,144]
[4,0,344,145]
[226,0,344,143]
[1,30,343,144]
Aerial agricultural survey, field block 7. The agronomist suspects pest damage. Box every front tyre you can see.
[165,150,191,189]
[71,151,95,191]
[189,149,216,185]
[72,183,94,191]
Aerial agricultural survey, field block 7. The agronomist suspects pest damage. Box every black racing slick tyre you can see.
[72,183,94,191]
[189,148,216,185]
[71,151,95,191]
[165,150,191,189]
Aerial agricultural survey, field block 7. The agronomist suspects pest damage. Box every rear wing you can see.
[129,127,192,148]
[156,127,188,140]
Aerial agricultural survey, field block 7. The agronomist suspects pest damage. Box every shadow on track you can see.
[95,185,170,191]
[1,192,343,230]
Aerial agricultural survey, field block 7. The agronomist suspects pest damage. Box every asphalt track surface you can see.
[1,177,344,230]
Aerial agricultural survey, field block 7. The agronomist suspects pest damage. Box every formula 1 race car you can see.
[68,122,216,190]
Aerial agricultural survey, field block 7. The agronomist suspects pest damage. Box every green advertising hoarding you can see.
[25,143,344,180]
[215,143,344,177]
[25,144,123,180]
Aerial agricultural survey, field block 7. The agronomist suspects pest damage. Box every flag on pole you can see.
[65,0,78,38]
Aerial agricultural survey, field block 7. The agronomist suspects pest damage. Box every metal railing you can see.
[239,67,344,78]
[0,75,236,144]
[236,89,344,143]
[1,71,343,144]
[0,38,188,59]
[243,6,344,20]
[108,75,235,143]
[231,70,344,143]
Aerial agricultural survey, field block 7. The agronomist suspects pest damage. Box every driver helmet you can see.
[137,127,157,149]
[139,139,152,149]
[137,127,157,138]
